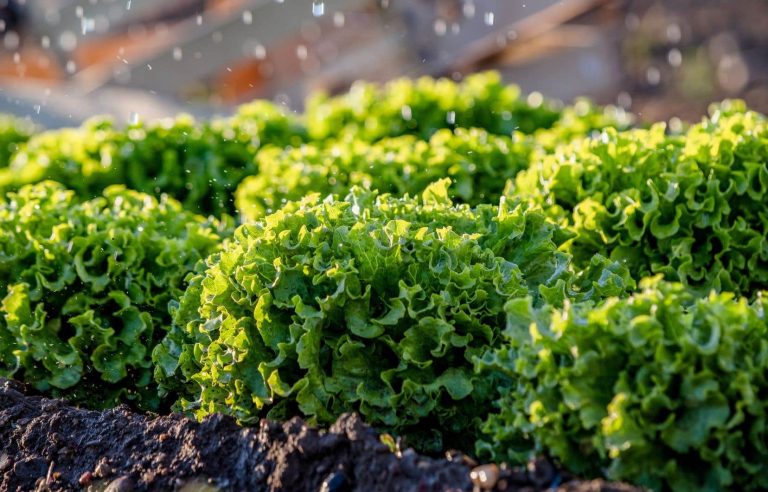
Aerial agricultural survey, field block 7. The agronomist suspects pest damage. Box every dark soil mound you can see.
[0,378,642,492]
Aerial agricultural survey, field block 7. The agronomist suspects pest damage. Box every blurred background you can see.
[0,0,766,128]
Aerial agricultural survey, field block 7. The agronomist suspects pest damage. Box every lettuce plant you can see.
[236,127,532,221]
[513,104,768,296]
[478,277,768,491]
[0,101,304,216]
[155,181,631,450]
[305,71,561,142]
[0,181,228,409]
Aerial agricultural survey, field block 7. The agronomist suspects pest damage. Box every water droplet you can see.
[484,12,495,26]
[646,66,661,85]
[130,112,140,125]
[433,19,447,36]
[333,12,345,27]
[242,10,253,25]
[296,45,308,60]
[401,105,412,121]
[312,1,325,17]
[173,47,183,61]
[446,111,456,124]
[617,91,632,108]
[81,17,95,35]
[668,48,682,67]
[463,1,475,18]
[196,14,203,25]
[41,36,50,49]
[59,31,77,52]
[126,0,132,10]
[254,44,266,59]
[3,34,20,55]
[34,104,41,114]
[669,117,683,133]
[527,92,543,107]
[66,60,77,74]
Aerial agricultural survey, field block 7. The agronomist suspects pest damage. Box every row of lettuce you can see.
[0,73,766,491]
[0,72,626,217]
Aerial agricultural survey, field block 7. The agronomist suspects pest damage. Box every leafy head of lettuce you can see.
[478,277,768,491]
[0,101,304,216]
[305,71,561,142]
[0,181,228,409]
[156,180,632,451]
[235,127,533,221]
[513,105,768,297]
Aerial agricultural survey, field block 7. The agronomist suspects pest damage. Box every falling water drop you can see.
[81,17,95,35]
[312,1,325,17]
[401,105,412,121]
[463,1,475,18]
[254,44,266,59]
[434,19,447,36]
[484,12,495,26]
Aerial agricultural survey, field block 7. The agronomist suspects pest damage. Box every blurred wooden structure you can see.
[0,0,617,125]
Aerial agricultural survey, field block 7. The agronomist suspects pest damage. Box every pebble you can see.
[104,475,134,492]
[78,471,93,486]
[95,461,112,477]
[470,464,499,490]
[319,471,348,492]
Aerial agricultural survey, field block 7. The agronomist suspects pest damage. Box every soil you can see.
[0,378,642,492]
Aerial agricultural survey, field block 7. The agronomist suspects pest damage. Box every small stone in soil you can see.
[320,471,349,492]
[104,475,134,492]
[94,462,112,478]
[470,464,499,490]
[78,471,93,486]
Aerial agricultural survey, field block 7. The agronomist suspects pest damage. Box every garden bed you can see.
[0,379,640,492]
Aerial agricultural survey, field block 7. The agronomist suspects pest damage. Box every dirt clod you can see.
[95,461,113,478]
[470,464,499,490]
